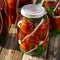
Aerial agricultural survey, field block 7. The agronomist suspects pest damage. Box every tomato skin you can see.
[18,30,26,40]
[35,19,49,40]
[20,42,29,52]
[25,35,39,46]
[54,8,60,30]
[7,0,17,3]
[7,0,17,9]
[20,41,35,52]
[20,35,40,52]
[55,9,60,16]
[20,19,33,34]
[53,18,60,30]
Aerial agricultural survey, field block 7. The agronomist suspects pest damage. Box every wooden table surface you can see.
[0,26,60,60]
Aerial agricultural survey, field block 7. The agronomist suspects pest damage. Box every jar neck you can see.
[25,15,47,20]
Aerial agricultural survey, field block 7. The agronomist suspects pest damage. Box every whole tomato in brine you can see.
[20,19,33,34]
[35,19,49,40]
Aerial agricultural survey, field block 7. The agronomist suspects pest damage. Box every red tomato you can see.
[20,41,34,51]
[55,7,60,16]
[53,18,60,30]
[35,19,49,40]
[6,0,17,3]
[20,42,29,52]
[20,19,33,34]
[7,0,17,9]
[25,35,39,46]
[18,30,26,40]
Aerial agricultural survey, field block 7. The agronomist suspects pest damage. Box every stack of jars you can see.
[0,0,32,41]
[6,0,32,26]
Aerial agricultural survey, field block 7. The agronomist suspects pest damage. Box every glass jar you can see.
[6,0,32,26]
[44,0,60,31]
[17,4,49,56]
[0,0,8,41]
[6,0,17,26]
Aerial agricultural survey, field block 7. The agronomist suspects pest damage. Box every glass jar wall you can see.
[17,4,49,56]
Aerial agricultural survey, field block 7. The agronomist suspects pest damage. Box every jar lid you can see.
[21,4,47,18]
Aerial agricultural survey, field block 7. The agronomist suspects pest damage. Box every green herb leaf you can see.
[47,8,55,17]
[42,15,47,19]
[36,0,42,4]
[30,45,46,56]
[26,17,41,23]
[32,19,41,23]
[50,30,60,36]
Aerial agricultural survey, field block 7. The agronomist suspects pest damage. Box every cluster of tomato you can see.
[54,7,60,30]
[6,0,17,26]
[18,18,49,52]
[6,0,32,26]
[44,0,60,31]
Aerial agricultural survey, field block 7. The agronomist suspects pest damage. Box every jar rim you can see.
[21,4,47,18]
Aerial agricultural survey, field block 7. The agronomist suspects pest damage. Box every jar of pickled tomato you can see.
[44,0,60,31]
[0,0,8,41]
[17,4,49,56]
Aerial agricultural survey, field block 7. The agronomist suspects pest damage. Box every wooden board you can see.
[22,34,60,60]
[0,25,60,60]
[0,25,23,60]
[47,35,60,60]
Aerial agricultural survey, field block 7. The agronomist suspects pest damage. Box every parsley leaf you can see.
[47,8,55,17]
[50,30,60,36]
[36,0,42,4]
[30,45,46,56]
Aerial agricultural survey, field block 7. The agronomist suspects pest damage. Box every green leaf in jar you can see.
[26,17,41,23]
[36,45,45,55]
[32,19,41,23]
[36,0,42,4]
[41,15,47,19]
[26,16,47,24]
[47,8,55,17]
[30,45,46,56]
[26,17,32,21]
[50,29,60,36]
